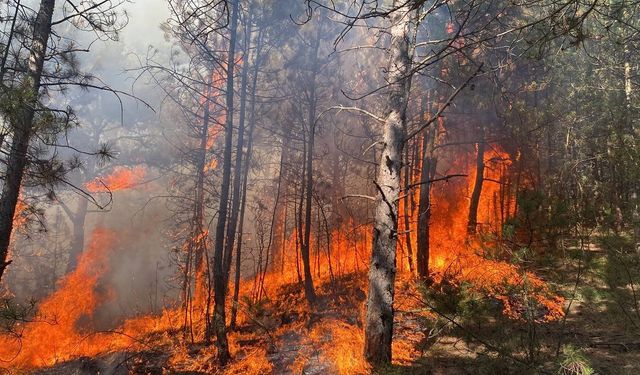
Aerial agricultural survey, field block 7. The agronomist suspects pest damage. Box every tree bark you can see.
[0,0,21,87]
[296,143,306,284]
[364,2,414,365]
[222,8,253,287]
[191,74,215,338]
[0,0,55,281]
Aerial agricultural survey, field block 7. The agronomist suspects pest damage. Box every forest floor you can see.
[33,235,640,375]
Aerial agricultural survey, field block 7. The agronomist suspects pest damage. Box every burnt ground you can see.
[31,239,640,375]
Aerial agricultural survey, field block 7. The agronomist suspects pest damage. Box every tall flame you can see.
[11,196,28,232]
[0,228,177,370]
[0,229,118,368]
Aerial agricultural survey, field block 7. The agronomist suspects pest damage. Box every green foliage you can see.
[0,85,31,114]
[557,345,595,375]
[598,234,634,253]
[507,190,575,249]
[421,279,495,327]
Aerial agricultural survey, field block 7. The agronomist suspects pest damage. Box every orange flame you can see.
[204,158,218,172]
[0,228,178,370]
[12,196,28,231]
[85,166,146,193]
[0,143,563,373]
[427,145,563,321]
[0,228,118,368]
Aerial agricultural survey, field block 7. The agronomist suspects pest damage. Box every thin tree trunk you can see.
[210,0,238,364]
[402,141,414,274]
[301,126,317,303]
[300,25,322,305]
[364,2,414,365]
[272,149,287,270]
[0,0,21,86]
[316,196,335,283]
[0,0,21,155]
[281,201,287,273]
[61,156,97,275]
[315,204,320,277]
[416,133,434,279]
[222,11,253,286]
[190,74,214,338]
[259,150,283,299]
[230,23,263,329]
[65,198,88,273]
[296,143,306,284]
[0,0,55,281]
[468,134,485,235]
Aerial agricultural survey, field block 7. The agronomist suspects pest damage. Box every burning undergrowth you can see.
[0,228,179,371]
[0,144,565,374]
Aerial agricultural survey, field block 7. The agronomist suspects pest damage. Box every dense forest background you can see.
[0,0,639,374]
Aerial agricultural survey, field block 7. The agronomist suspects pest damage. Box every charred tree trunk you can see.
[62,155,97,275]
[65,198,88,273]
[300,126,317,304]
[211,0,238,365]
[300,25,322,305]
[416,132,435,279]
[467,135,485,235]
[402,141,414,274]
[222,10,253,289]
[296,142,306,284]
[281,199,288,273]
[0,0,55,281]
[188,75,215,338]
[271,167,286,269]
[364,2,414,365]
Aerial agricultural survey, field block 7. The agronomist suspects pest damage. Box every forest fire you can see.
[222,144,564,373]
[0,228,177,370]
[0,143,562,373]
[4,0,635,373]
[0,229,120,368]
[426,146,563,322]
[261,144,563,323]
